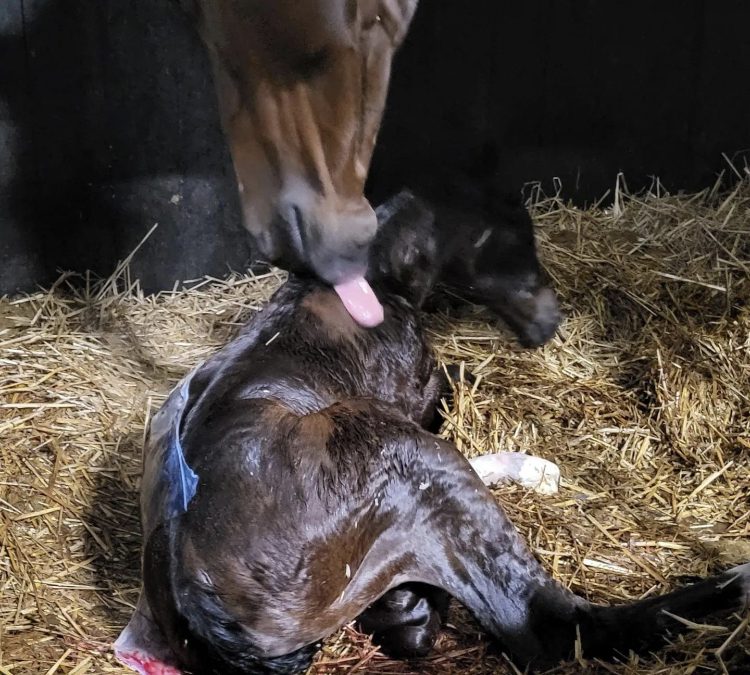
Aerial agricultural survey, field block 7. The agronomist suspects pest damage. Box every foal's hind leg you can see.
[356,583,450,658]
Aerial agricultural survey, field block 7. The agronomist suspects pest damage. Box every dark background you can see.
[2,0,749,295]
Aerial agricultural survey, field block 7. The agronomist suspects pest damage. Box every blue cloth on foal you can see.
[149,373,199,519]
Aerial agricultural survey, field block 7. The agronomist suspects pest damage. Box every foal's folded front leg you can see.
[416,363,477,433]
[417,364,561,494]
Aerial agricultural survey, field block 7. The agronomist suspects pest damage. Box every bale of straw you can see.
[1,181,748,674]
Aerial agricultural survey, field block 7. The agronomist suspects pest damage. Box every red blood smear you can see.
[118,650,182,675]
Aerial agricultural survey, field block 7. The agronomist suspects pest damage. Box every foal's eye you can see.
[416,252,430,268]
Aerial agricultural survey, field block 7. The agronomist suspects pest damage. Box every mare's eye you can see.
[295,47,331,78]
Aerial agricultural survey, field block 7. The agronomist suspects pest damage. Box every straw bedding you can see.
[1,180,748,674]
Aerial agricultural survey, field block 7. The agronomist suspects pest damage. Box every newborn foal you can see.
[116,195,749,674]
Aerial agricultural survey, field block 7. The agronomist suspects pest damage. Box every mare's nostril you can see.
[287,205,305,254]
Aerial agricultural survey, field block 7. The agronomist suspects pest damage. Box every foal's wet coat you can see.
[122,196,749,674]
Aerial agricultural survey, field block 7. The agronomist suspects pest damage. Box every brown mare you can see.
[181,0,418,324]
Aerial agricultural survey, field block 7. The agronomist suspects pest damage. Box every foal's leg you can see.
[416,366,560,494]
[416,364,476,433]
[402,434,750,671]
[356,583,450,658]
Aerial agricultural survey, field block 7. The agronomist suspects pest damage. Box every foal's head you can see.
[187,0,418,285]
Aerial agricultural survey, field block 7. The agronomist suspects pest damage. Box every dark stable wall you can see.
[0,0,253,295]
[367,0,750,203]
[1,0,749,295]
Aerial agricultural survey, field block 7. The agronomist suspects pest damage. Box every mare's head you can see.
[187,0,418,284]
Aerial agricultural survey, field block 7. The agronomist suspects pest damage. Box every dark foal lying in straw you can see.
[370,189,561,347]
[115,193,749,674]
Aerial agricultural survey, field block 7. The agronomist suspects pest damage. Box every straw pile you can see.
[1,178,748,674]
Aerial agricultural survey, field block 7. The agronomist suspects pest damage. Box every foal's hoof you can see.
[444,363,477,386]
[469,452,560,495]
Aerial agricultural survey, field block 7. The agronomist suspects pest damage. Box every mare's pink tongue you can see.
[334,277,384,327]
